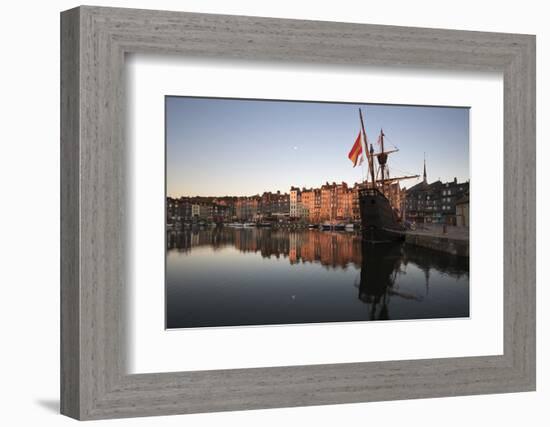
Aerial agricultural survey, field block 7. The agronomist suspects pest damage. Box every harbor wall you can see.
[405,232,469,257]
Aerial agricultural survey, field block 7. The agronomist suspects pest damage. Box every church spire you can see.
[423,153,427,184]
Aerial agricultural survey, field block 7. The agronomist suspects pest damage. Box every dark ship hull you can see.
[358,187,405,243]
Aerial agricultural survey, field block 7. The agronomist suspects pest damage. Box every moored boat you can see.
[359,187,405,242]
[227,222,244,228]
[351,108,419,243]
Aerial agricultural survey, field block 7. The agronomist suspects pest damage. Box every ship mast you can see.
[358,108,375,187]
[377,129,389,195]
[379,129,386,182]
[356,111,420,199]
[374,129,419,187]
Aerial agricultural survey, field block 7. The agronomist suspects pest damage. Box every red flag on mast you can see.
[348,131,364,167]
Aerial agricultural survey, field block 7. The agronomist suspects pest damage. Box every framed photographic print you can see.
[164,97,471,329]
[61,6,536,420]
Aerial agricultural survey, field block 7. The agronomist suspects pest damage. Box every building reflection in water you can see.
[167,227,469,322]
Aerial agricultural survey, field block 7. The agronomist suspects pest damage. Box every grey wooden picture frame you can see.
[60,5,536,421]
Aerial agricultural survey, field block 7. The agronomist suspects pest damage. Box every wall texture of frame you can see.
[60,5,536,420]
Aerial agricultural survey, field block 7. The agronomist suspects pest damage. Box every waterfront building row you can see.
[404,177,469,226]
[167,173,469,226]
[166,192,291,224]
[166,196,236,224]
[290,182,361,223]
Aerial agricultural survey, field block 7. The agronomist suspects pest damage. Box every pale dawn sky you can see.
[166,96,469,197]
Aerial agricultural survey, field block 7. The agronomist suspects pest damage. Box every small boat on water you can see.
[243,222,256,228]
[345,223,355,231]
[320,222,346,231]
[308,224,317,229]
[227,222,244,228]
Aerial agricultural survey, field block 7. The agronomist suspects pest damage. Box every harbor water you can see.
[166,227,469,329]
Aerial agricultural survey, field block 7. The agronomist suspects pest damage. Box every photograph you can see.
[165,97,470,329]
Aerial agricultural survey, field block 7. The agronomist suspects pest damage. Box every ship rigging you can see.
[354,108,420,242]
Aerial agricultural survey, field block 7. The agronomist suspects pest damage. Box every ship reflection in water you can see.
[166,228,469,329]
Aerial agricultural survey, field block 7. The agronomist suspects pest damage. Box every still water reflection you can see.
[166,227,469,328]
